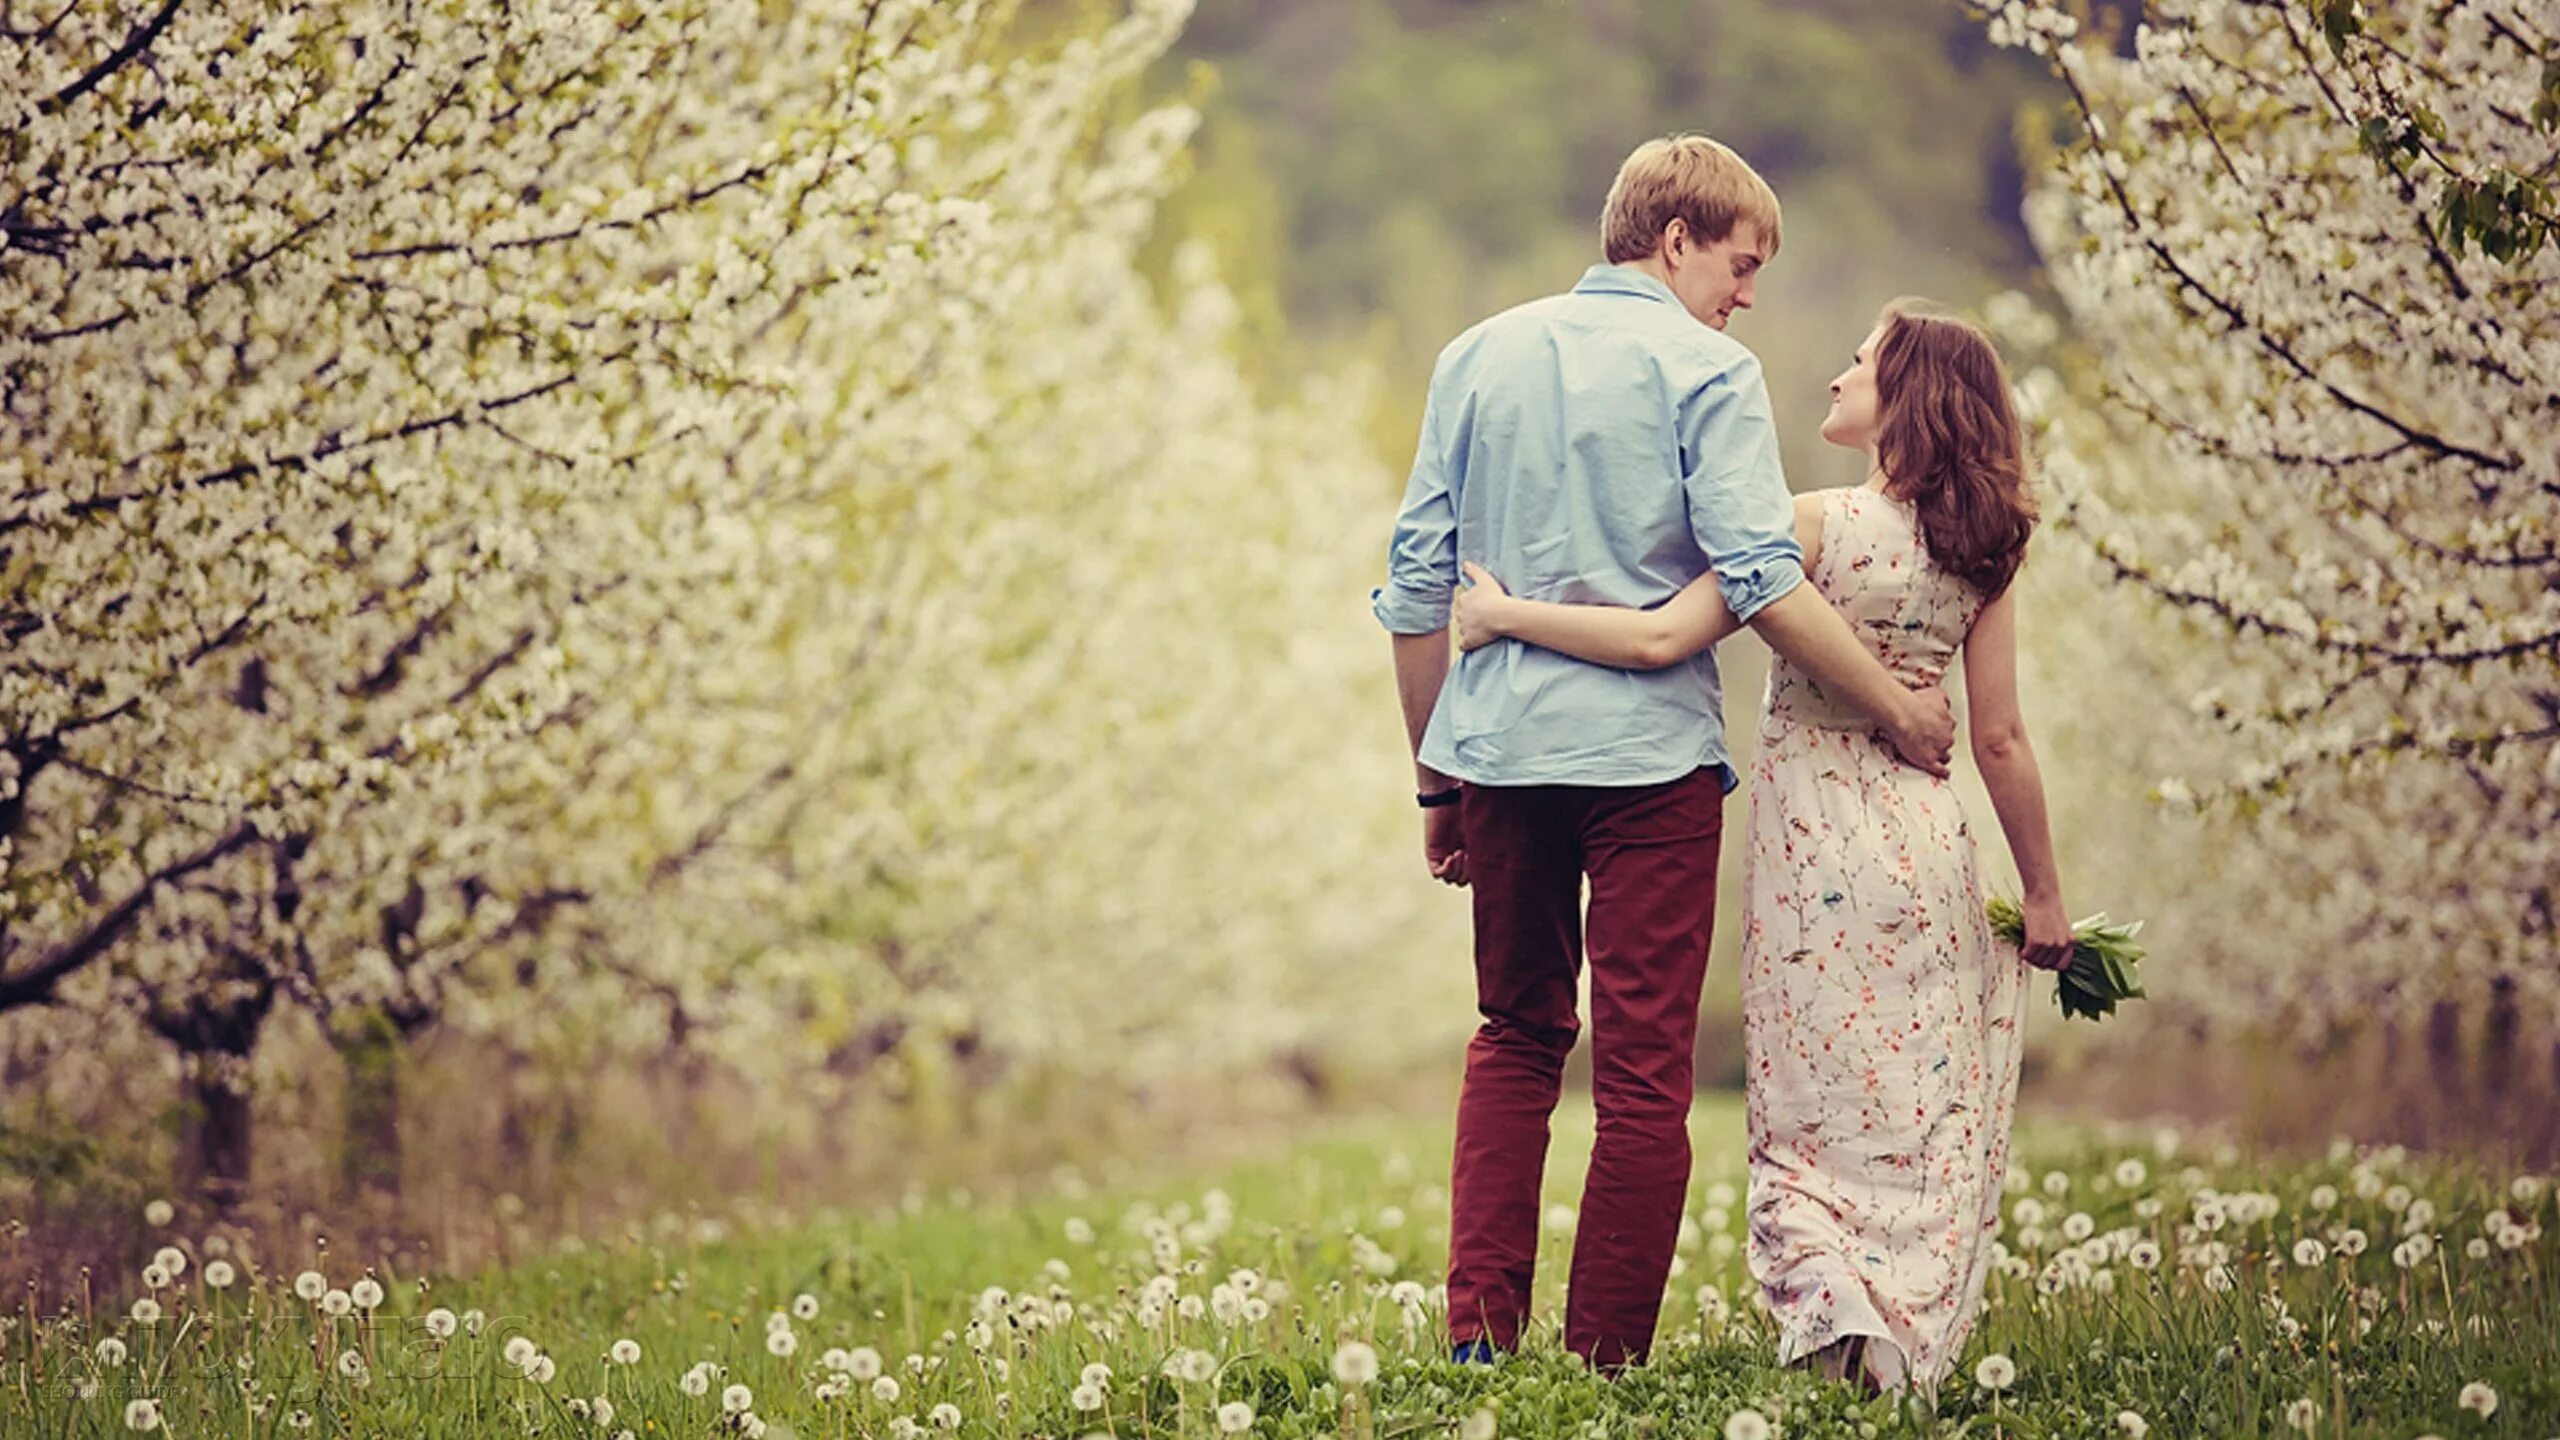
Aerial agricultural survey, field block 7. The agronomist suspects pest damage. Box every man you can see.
[1371,133,1956,1372]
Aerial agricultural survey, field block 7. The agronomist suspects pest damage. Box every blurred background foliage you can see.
[1129,0,2078,477]
[1053,0,2110,1085]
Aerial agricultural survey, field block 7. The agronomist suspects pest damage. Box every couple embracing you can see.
[1372,134,2074,1395]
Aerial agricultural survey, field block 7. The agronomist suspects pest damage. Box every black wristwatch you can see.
[1417,786,1464,809]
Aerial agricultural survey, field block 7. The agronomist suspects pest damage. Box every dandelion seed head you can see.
[1331,1340,1379,1387]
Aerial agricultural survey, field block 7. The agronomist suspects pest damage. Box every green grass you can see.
[9,1096,2558,1438]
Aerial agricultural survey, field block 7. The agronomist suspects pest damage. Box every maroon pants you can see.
[1446,766,1723,1371]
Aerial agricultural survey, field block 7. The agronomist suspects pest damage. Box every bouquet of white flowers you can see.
[1986,898,2148,1022]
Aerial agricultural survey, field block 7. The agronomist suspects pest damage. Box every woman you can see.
[1452,299,2073,1394]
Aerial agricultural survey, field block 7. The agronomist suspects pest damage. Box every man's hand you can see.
[1880,684,1956,778]
[1424,802,1468,887]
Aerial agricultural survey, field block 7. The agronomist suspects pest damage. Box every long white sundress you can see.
[1739,484,2029,1393]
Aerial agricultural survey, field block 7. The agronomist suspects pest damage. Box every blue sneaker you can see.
[1453,1339,1499,1365]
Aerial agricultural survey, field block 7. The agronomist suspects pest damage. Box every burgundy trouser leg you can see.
[1564,771,1722,1370]
[1446,783,1584,1350]
[1445,769,1723,1366]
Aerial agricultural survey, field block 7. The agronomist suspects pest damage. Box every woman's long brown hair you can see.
[1871,298,2038,597]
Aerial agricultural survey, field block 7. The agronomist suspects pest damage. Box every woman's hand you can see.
[2020,891,2074,972]
[1452,562,1512,652]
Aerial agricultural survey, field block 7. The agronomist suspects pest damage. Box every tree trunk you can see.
[337,1011,406,1203]
[2425,998,2466,1128]
[2482,975,2520,1099]
[178,1056,254,1214]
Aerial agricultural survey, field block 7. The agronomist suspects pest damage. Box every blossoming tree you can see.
[1982,0,2558,1043]
[2,0,1466,1201]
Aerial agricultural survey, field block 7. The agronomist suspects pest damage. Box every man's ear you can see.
[1661,218,1689,266]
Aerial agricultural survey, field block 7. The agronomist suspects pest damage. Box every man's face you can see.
[1665,219,1771,331]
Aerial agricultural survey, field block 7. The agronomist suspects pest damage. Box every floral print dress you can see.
[1740,485,2028,1392]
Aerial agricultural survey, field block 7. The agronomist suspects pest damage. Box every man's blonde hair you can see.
[1599,134,1782,264]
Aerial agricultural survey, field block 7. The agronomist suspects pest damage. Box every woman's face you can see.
[1821,325,1887,451]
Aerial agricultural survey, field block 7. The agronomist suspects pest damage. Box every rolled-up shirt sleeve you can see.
[1371,383,1461,634]
[1678,353,1804,623]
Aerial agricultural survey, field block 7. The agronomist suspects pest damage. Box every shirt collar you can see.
[1573,263,1679,305]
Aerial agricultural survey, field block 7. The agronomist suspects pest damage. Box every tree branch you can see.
[0,821,257,1012]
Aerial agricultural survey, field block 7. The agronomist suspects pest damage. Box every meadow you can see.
[12,1098,2554,1440]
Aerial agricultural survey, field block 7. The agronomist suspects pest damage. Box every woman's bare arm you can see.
[1963,583,2073,970]
[1454,491,1828,669]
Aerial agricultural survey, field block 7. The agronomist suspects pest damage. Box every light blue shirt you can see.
[1371,263,1806,790]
